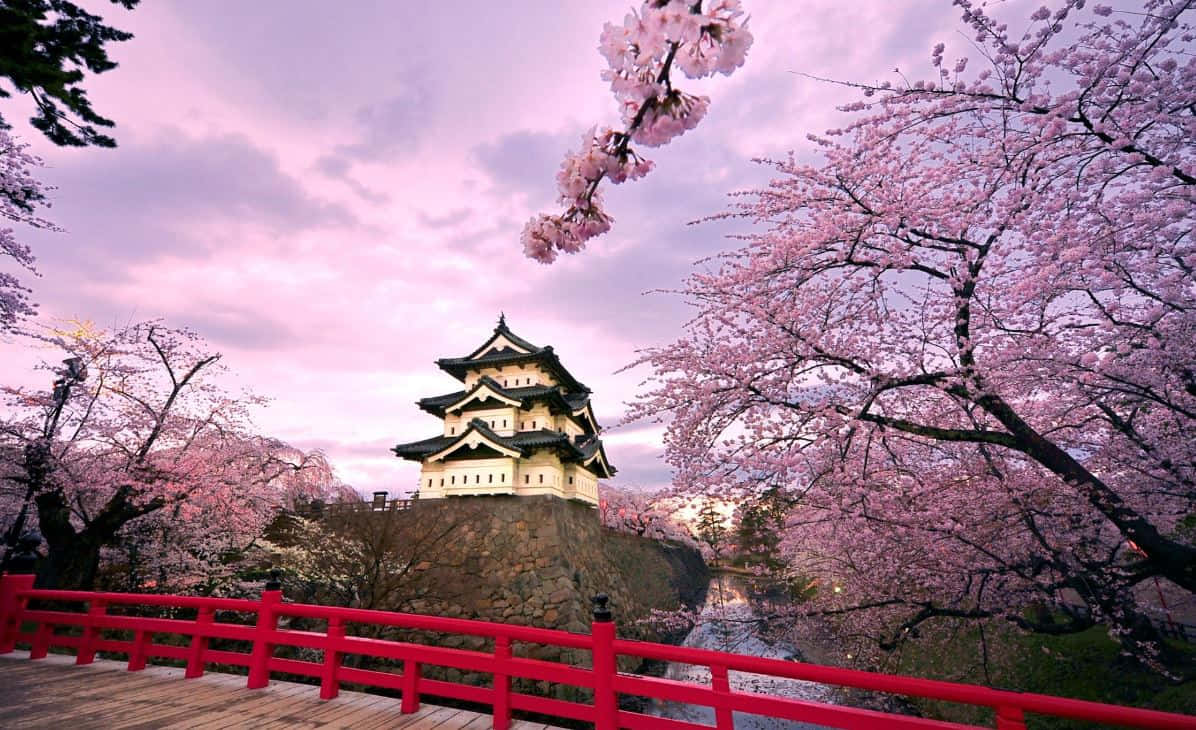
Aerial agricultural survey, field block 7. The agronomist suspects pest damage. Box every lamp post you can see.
[1,357,87,571]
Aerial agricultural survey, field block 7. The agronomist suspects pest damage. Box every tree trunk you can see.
[34,488,146,590]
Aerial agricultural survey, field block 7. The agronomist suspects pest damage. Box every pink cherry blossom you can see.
[0,130,58,333]
[0,321,342,589]
[628,0,1196,664]
[524,0,753,263]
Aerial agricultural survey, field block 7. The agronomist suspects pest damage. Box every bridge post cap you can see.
[9,531,42,574]
[592,593,612,622]
[264,568,282,591]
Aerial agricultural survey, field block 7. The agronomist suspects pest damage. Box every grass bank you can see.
[884,621,1196,728]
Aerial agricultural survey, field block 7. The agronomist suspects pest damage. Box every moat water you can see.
[647,576,835,729]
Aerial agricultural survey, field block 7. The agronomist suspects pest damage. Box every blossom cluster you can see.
[1,129,57,331]
[522,0,752,263]
[627,0,1196,661]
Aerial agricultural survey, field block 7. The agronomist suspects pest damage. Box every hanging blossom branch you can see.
[521,0,753,263]
[0,129,58,332]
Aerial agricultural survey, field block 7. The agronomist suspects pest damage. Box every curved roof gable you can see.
[443,377,522,413]
[426,419,523,462]
[436,316,589,393]
[578,436,616,478]
[417,380,596,433]
[464,317,540,360]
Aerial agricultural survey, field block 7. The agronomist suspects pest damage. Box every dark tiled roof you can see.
[418,391,465,411]
[509,428,574,450]
[563,392,591,410]
[437,347,589,393]
[393,419,615,474]
[391,434,456,459]
[575,435,602,460]
[464,319,541,360]
[416,377,595,431]
[575,435,616,477]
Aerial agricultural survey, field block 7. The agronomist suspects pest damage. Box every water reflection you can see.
[648,575,834,729]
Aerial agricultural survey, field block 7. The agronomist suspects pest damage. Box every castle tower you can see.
[392,316,615,504]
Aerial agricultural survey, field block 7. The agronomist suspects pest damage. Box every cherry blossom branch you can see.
[521,0,753,263]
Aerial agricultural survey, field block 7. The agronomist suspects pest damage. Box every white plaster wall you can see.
[444,406,518,436]
[519,404,553,431]
[564,465,599,501]
[557,416,584,438]
[435,457,516,495]
[464,364,556,389]
[418,453,601,505]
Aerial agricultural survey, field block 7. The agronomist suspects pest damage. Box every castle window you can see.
[502,419,507,427]
[450,427,455,435]
[524,475,529,484]
[439,478,444,486]
[428,479,432,487]
[488,474,493,483]
[475,474,480,483]
[501,473,506,482]
[539,474,544,484]
[568,476,573,485]
[451,476,456,485]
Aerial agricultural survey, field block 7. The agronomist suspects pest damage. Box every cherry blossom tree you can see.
[599,484,695,544]
[521,0,753,263]
[630,0,1195,664]
[0,320,337,588]
[0,130,54,332]
[264,501,488,613]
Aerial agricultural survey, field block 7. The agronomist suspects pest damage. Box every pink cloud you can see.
[2,1,976,495]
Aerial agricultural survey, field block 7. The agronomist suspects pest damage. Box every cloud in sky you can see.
[1,0,972,495]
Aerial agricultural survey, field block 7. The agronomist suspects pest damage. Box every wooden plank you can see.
[297,692,403,728]
[0,653,568,729]
[146,687,290,729]
[342,703,449,730]
[1,669,178,726]
[344,702,444,729]
[173,687,320,730]
[456,708,495,727]
[400,705,470,729]
[352,702,439,730]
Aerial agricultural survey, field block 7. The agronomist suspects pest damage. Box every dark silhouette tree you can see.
[0,0,139,148]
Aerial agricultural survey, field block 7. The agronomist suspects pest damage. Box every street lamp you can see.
[1,357,88,571]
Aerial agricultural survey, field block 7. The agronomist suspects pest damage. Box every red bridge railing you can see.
[0,572,1193,730]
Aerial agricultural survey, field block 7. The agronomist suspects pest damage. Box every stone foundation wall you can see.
[392,495,708,691]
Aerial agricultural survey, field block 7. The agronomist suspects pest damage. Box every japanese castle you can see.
[392,316,615,505]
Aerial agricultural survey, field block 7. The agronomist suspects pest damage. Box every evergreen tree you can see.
[0,0,139,147]
[734,488,786,573]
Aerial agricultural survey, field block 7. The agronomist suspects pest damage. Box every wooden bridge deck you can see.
[0,652,562,729]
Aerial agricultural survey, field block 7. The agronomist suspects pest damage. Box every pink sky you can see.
[0,0,976,495]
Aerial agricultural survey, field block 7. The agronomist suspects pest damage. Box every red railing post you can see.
[185,606,214,679]
[493,636,512,730]
[247,580,282,690]
[710,664,734,729]
[0,573,35,653]
[320,617,344,700]
[996,704,1027,730]
[591,594,617,730]
[76,599,107,665]
[29,621,51,659]
[400,659,421,713]
[127,629,149,671]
